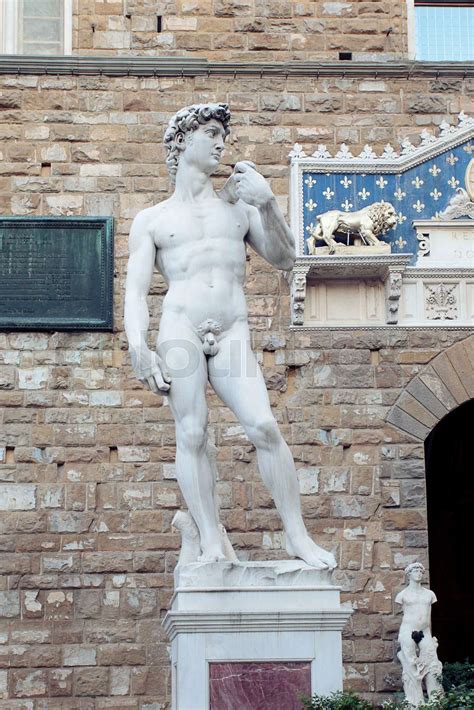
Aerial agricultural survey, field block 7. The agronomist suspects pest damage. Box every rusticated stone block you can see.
[49,669,73,697]
[11,670,48,698]
[0,591,20,618]
[214,0,253,16]
[0,485,36,511]
[63,645,97,667]
[74,667,109,696]
[98,643,146,666]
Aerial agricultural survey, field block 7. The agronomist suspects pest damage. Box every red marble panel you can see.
[209,660,312,710]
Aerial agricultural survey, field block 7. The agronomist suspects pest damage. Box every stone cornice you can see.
[0,55,473,78]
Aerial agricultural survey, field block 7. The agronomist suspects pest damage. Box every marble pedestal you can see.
[162,560,352,710]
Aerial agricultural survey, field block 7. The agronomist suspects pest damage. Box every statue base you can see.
[162,560,352,710]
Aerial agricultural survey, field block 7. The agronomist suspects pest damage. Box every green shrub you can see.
[441,660,474,692]
[431,686,474,709]
[300,690,375,709]
[300,682,474,709]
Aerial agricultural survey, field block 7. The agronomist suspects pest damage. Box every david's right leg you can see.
[158,318,226,562]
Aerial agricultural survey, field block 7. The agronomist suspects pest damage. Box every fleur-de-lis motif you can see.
[463,143,474,155]
[400,137,416,155]
[447,176,460,189]
[396,212,407,224]
[440,121,455,137]
[430,188,442,201]
[413,199,425,213]
[411,176,424,188]
[429,164,441,177]
[289,143,307,159]
[375,176,388,188]
[304,176,317,188]
[446,153,458,166]
[322,187,334,200]
[458,111,474,128]
[394,187,406,201]
[358,187,370,201]
[305,198,317,211]
[335,144,353,159]
[394,236,407,249]
[359,144,377,159]
[311,144,332,159]
[340,176,352,189]
[381,143,398,159]
[305,222,315,233]
[341,199,353,212]
[420,129,436,146]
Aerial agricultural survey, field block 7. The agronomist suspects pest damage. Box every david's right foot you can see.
[198,540,227,563]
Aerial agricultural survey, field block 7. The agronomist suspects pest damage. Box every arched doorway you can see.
[424,399,474,662]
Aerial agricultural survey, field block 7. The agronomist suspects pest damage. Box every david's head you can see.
[163,103,231,183]
[405,562,425,582]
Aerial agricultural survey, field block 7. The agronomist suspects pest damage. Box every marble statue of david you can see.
[124,103,336,570]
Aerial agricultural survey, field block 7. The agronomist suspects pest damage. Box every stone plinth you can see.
[314,243,391,255]
[163,561,352,710]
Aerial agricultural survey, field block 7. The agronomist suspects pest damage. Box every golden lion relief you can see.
[307,201,397,255]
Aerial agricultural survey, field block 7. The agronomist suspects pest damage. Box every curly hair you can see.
[163,103,231,183]
[366,201,397,236]
[405,562,425,577]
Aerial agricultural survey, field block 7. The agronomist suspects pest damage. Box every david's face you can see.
[410,567,423,582]
[182,119,226,173]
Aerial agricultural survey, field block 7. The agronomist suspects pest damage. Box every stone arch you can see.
[386,334,474,440]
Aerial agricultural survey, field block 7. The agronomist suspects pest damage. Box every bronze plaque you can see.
[0,217,113,330]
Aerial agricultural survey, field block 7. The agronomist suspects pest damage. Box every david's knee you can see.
[246,417,281,450]
[176,420,207,453]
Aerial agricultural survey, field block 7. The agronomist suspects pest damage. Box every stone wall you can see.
[73,0,407,60]
[0,68,473,708]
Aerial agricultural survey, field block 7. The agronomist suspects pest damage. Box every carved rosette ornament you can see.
[416,231,431,258]
[425,283,458,320]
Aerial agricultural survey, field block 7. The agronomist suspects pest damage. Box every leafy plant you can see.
[300,690,374,710]
[300,682,474,709]
[441,660,474,692]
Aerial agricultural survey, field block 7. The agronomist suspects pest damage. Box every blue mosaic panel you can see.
[302,140,473,263]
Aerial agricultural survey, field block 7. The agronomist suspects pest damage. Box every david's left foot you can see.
[286,533,337,570]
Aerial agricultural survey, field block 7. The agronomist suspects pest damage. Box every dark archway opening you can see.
[425,398,474,663]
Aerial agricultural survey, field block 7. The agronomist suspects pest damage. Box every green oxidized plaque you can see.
[0,217,113,330]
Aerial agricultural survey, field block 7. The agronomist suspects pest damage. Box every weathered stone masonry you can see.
[0,2,473,707]
[71,0,407,61]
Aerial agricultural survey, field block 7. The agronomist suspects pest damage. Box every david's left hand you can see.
[233,161,274,208]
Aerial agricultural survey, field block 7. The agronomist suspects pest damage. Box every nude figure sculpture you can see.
[124,103,336,570]
[395,562,444,707]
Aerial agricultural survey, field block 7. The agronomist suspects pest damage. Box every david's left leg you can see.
[209,323,336,569]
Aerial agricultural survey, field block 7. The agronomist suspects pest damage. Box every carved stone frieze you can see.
[424,283,458,320]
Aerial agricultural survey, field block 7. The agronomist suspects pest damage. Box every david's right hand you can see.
[130,348,171,394]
